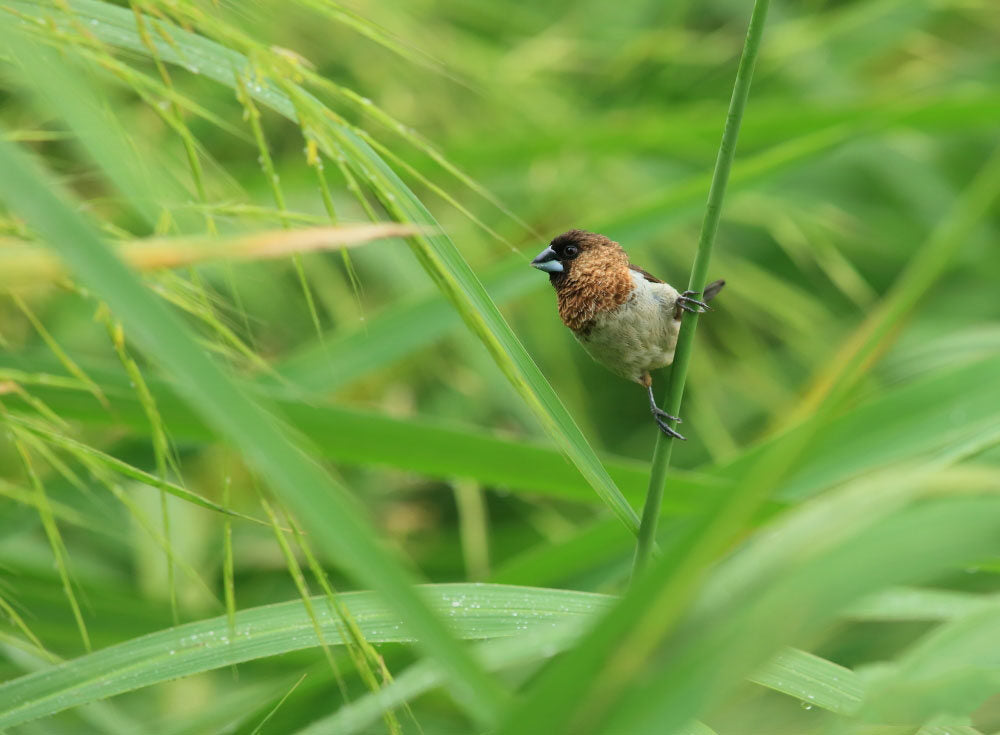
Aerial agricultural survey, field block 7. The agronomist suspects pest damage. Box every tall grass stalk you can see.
[633,0,770,575]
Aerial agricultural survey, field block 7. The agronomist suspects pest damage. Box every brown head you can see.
[530,229,632,334]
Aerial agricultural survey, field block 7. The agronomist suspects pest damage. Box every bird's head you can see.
[530,229,625,283]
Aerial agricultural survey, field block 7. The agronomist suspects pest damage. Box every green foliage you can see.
[1,0,999,733]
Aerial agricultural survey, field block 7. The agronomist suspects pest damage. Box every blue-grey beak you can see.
[531,246,563,273]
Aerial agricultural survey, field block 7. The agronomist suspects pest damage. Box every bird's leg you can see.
[676,290,711,313]
[643,376,686,441]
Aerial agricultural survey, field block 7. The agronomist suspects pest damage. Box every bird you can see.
[531,229,724,440]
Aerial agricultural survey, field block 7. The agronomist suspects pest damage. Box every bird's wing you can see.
[631,266,727,303]
[628,264,664,283]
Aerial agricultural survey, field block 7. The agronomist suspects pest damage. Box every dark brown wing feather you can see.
[703,279,725,301]
[628,264,663,283]
[629,266,727,302]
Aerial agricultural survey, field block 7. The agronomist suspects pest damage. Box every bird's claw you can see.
[652,407,681,423]
[654,415,687,441]
[677,290,711,313]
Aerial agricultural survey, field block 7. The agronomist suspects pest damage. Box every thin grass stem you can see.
[633,0,770,576]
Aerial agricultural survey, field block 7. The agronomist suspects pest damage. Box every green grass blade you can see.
[9,294,108,409]
[845,587,995,622]
[0,133,506,724]
[249,673,309,735]
[294,625,589,735]
[0,638,141,735]
[751,648,862,715]
[7,433,91,652]
[0,579,865,731]
[862,602,1000,722]
[2,355,677,511]
[0,584,606,729]
[8,351,1000,528]
[258,496,346,687]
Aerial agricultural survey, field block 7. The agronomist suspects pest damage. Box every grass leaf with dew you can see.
[0,584,606,729]
[0,580,892,731]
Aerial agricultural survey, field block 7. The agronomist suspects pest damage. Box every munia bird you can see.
[531,229,724,440]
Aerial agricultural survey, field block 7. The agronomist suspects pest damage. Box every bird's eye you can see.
[564,245,579,257]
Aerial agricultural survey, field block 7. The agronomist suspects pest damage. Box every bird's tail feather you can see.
[703,279,725,302]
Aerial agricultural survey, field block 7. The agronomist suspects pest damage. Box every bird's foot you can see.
[653,413,687,441]
[645,382,686,439]
[677,290,711,313]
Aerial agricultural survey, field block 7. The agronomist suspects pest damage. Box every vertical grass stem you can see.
[633,0,770,575]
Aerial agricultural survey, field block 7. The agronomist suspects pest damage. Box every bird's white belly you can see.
[576,273,681,383]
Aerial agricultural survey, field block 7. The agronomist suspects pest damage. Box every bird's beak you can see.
[531,246,563,273]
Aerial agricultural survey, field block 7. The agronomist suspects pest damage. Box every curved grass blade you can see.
[0,637,141,735]
[0,580,868,731]
[751,647,862,715]
[0,584,607,729]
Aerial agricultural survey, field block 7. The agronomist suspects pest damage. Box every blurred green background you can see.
[1,0,1000,733]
